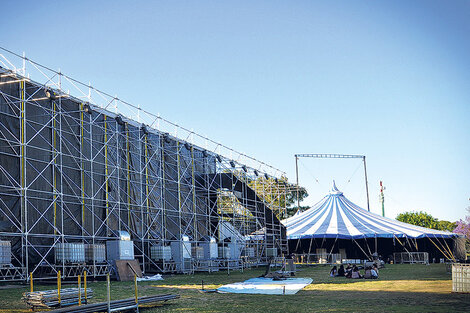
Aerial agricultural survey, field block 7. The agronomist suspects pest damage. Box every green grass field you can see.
[0,264,468,312]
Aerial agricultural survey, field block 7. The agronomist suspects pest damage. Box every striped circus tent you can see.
[283,182,456,240]
[282,182,464,262]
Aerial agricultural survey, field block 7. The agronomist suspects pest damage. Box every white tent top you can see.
[283,182,457,240]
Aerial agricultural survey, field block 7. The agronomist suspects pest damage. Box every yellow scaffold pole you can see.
[57,270,61,306]
[78,274,81,306]
[20,80,26,223]
[84,270,87,303]
[30,272,33,292]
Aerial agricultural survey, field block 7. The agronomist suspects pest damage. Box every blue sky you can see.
[2,1,469,222]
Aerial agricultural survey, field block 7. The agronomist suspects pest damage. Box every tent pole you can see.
[328,236,338,262]
[352,239,369,260]
[295,155,300,211]
[437,237,455,262]
[442,238,455,261]
[295,237,301,252]
[362,156,370,212]
[427,236,453,261]
[374,235,377,254]
[307,237,313,264]
[394,235,412,255]
[364,237,373,260]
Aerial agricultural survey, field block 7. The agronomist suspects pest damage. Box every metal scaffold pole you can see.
[53,97,57,235]
[161,136,167,248]
[80,103,85,237]
[104,115,109,236]
[20,79,27,276]
[191,145,197,244]
[295,155,299,210]
[363,156,370,212]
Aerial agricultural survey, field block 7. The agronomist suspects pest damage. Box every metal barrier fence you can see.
[393,252,429,264]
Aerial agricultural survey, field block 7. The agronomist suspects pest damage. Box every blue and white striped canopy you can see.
[283,182,456,240]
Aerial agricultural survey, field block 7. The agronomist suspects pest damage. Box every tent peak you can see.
[330,180,343,195]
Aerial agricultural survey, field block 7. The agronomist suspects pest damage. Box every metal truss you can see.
[0,49,287,282]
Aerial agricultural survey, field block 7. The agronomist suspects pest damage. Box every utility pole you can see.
[380,181,385,217]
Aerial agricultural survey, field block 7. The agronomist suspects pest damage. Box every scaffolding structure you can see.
[0,49,287,281]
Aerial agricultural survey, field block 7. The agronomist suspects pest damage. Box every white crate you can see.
[218,247,230,259]
[150,246,172,261]
[452,263,470,293]
[200,242,218,259]
[170,240,192,261]
[0,241,11,264]
[55,243,85,263]
[266,248,278,257]
[192,246,204,260]
[243,247,255,258]
[106,240,134,261]
[85,244,106,262]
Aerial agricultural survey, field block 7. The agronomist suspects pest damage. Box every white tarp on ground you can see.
[217,277,312,295]
[136,274,163,281]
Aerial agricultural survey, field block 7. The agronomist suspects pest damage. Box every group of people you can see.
[329,263,379,279]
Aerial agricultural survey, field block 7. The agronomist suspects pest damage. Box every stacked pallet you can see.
[22,288,92,309]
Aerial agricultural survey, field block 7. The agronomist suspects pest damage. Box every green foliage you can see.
[218,172,310,220]
[247,175,289,209]
[286,206,310,218]
[285,185,309,208]
[396,211,455,231]
[436,220,456,232]
[247,175,309,219]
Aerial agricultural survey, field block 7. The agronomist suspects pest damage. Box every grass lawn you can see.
[0,264,468,312]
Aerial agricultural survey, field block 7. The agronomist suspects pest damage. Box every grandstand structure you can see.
[0,49,287,281]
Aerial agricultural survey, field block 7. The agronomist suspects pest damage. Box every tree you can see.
[396,211,439,229]
[396,211,457,232]
[285,185,309,218]
[286,205,310,218]
[454,216,470,238]
[437,220,457,232]
[453,207,470,259]
[246,175,309,219]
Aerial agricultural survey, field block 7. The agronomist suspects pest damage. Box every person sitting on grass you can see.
[330,265,338,277]
[351,265,362,279]
[337,264,345,277]
[363,266,372,279]
[345,263,353,277]
[371,264,379,279]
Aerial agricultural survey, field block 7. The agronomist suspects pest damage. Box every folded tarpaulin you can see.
[136,274,164,282]
[217,277,312,295]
